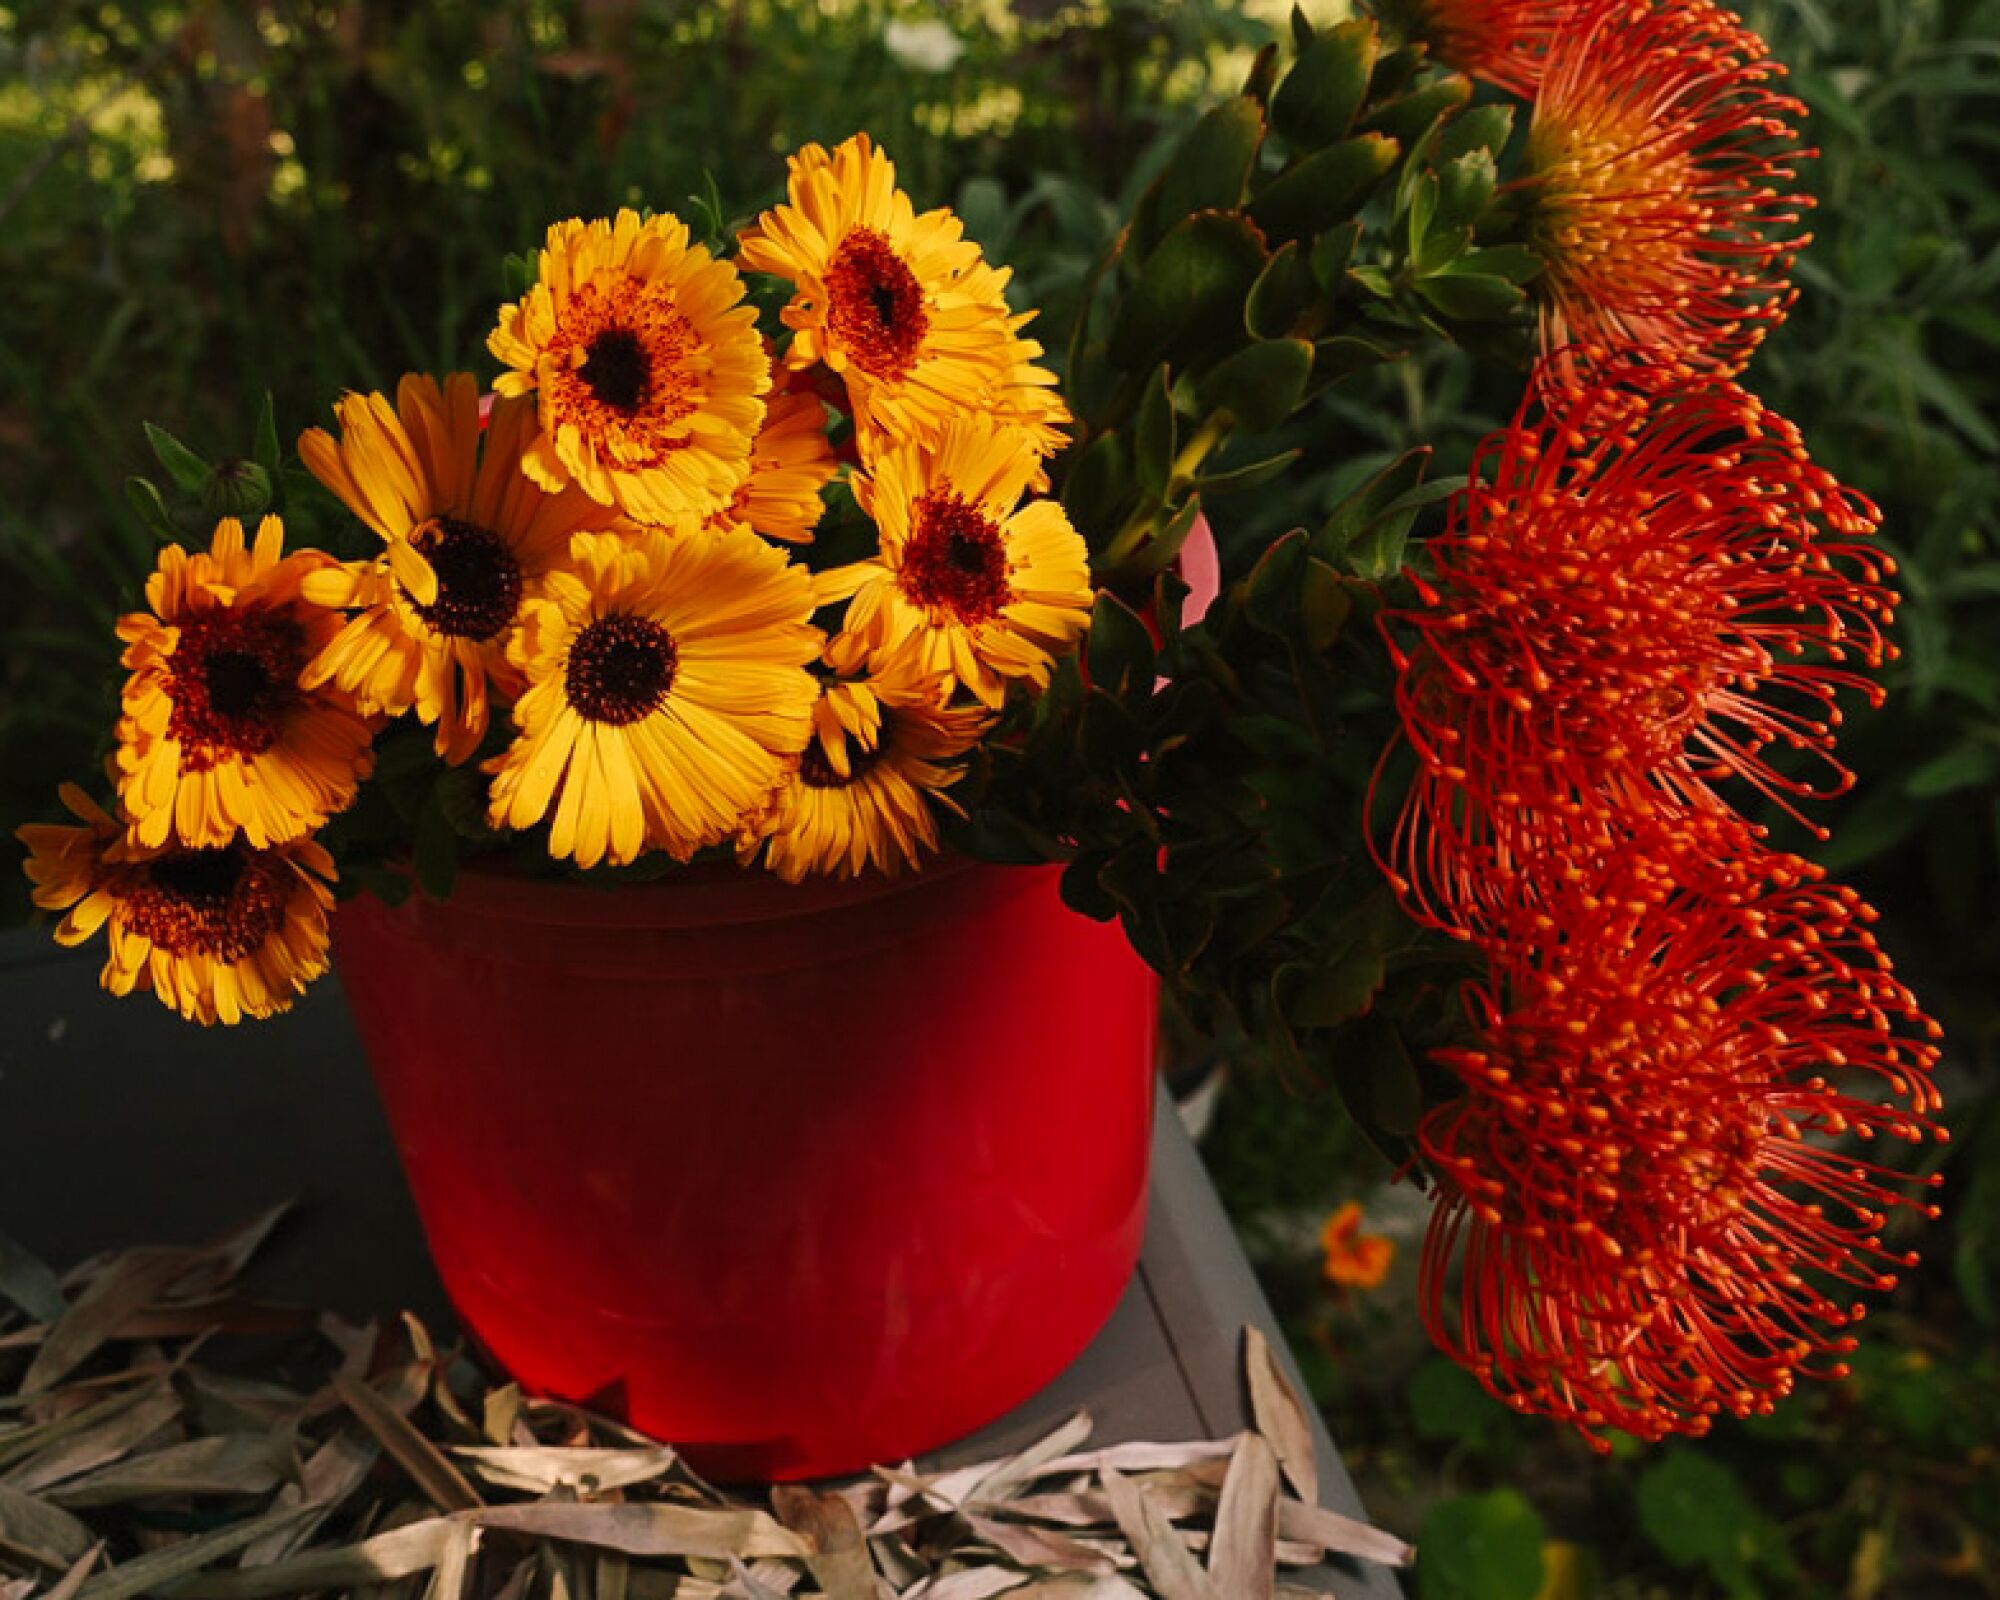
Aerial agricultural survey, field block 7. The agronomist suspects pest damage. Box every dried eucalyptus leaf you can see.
[0,1230,68,1325]
[1002,1576,1151,1598]
[1041,1440,1237,1478]
[1205,1434,1278,1600]
[454,1447,679,1497]
[768,1484,878,1600]
[904,1572,1032,1599]
[421,1518,477,1600]
[239,1426,381,1565]
[961,1514,1117,1576]
[74,1503,318,1600]
[481,1385,523,1448]
[960,1413,1094,1509]
[1275,1498,1415,1568]
[1099,1470,1218,1600]
[160,1517,459,1598]
[473,1503,808,1562]
[4,1389,184,1493]
[50,1431,292,1508]
[334,1376,482,1513]
[20,1249,201,1396]
[41,1540,104,1600]
[0,1479,96,1567]
[1242,1329,1318,1506]
[0,1383,173,1477]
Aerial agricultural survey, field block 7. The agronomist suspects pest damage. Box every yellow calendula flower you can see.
[489,209,770,524]
[115,516,374,850]
[820,422,1095,708]
[703,366,838,543]
[741,672,991,882]
[737,134,1066,464]
[298,373,622,764]
[18,783,337,1025]
[485,527,822,868]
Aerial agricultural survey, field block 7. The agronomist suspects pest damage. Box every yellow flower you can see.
[115,516,374,850]
[703,366,838,543]
[737,135,1066,464]
[485,527,822,868]
[820,422,1094,707]
[18,783,337,1025]
[740,672,990,881]
[488,209,770,524]
[298,373,621,763]
[1320,1202,1396,1291]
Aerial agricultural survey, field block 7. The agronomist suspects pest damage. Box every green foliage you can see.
[1418,1489,1546,1600]
[1636,1449,1796,1597]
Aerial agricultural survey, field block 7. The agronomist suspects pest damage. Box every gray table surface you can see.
[0,926,1402,1598]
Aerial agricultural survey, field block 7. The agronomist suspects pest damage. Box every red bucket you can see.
[331,858,1158,1479]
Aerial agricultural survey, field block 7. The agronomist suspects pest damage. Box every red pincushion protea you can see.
[1418,847,1944,1449]
[1379,0,1575,97]
[1377,369,1895,937]
[1524,0,1813,388]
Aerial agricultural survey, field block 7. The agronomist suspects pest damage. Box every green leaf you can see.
[1270,17,1380,152]
[1086,592,1158,698]
[1152,98,1265,244]
[1312,333,1401,379]
[1360,73,1473,147]
[1339,1015,1424,1138]
[253,392,282,473]
[125,476,178,542]
[1904,739,1997,797]
[1109,213,1270,370]
[1247,134,1400,243]
[144,422,211,494]
[1300,556,1352,650]
[1433,149,1497,231]
[412,788,460,903]
[1309,221,1362,291]
[1408,1357,1499,1448]
[1418,1490,1545,1600]
[1246,240,1317,339]
[1059,852,1120,922]
[1415,272,1527,321]
[1276,947,1385,1028]
[1064,428,1131,552]
[1241,529,1309,635]
[1195,338,1314,434]
[501,251,536,299]
[1436,102,1514,161]
[1636,1448,1772,1590]
[1316,448,1437,571]
[1452,243,1542,283]
[1134,367,1177,500]
[1192,449,1301,497]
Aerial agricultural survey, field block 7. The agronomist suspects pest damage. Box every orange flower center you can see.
[549,279,701,466]
[1527,111,1706,309]
[564,613,678,725]
[166,608,307,772]
[825,228,930,379]
[125,845,290,963]
[406,517,523,642]
[900,490,1011,624]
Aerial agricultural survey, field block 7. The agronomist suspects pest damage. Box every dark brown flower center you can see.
[900,490,1011,624]
[166,608,307,771]
[580,326,651,412]
[825,228,929,379]
[125,845,290,963]
[799,736,884,790]
[405,517,523,641]
[564,613,678,725]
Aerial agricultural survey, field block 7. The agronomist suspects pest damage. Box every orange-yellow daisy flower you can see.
[820,422,1094,708]
[298,373,622,763]
[18,783,337,1025]
[485,527,821,868]
[740,673,990,882]
[737,135,1063,463]
[488,209,770,523]
[115,516,374,850]
[1320,1202,1397,1291]
[702,365,838,543]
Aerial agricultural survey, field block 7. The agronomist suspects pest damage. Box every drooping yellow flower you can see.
[740,672,990,882]
[489,210,770,524]
[116,516,375,850]
[737,135,1066,463]
[18,783,337,1025]
[1320,1202,1396,1292]
[820,422,1095,708]
[297,374,623,764]
[485,527,822,868]
[702,366,838,543]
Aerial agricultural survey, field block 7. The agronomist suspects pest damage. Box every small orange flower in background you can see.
[298,372,622,763]
[820,422,1094,708]
[115,516,374,851]
[18,784,337,1025]
[1523,0,1812,387]
[1321,1201,1397,1291]
[489,209,770,524]
[736,134,1068,467]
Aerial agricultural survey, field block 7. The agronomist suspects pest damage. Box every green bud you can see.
[199,457,274,519]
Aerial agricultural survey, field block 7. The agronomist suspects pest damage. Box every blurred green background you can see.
[3,1,1997,1593]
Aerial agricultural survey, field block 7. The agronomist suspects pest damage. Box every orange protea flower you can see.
[1376,0,1574,96]
[116,516,375,850]
[820,423,1094,708]
[736,134,1067,465]
[488,209,770,523]
[298,373,621,763]
[1523,0,1812,386]
[702,365,838,543]
[1320,1202,1397,1291]
[739,671,991,882]
[1418,850,1944,1449]
[485,527,821,868]
[18,783,337,1025]
[1376,368,1895,936]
